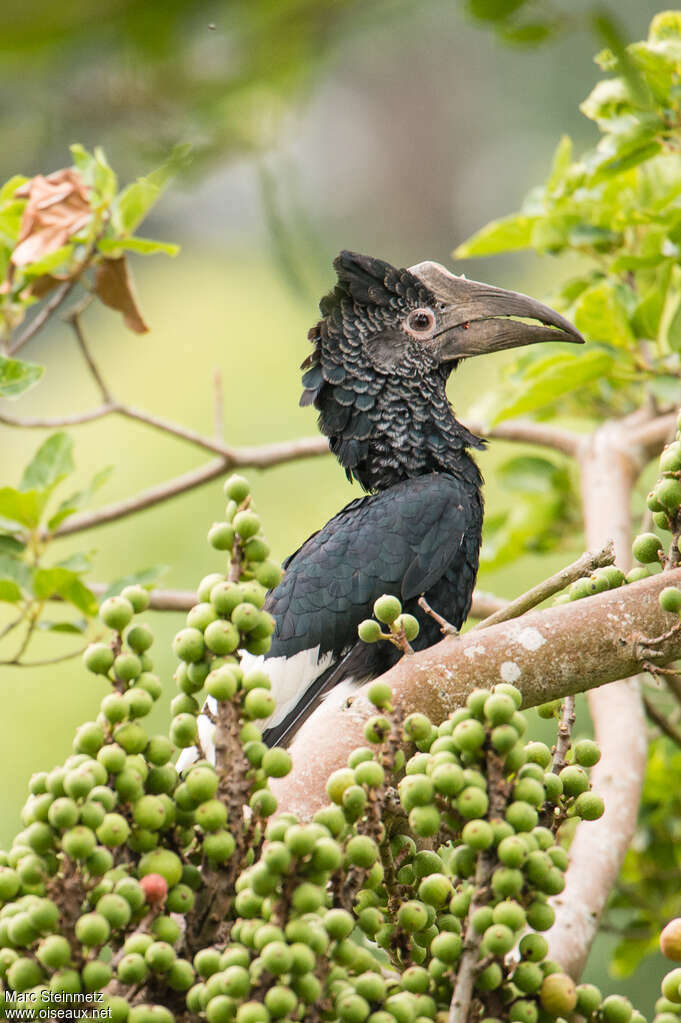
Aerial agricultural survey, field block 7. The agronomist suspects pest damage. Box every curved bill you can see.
[409,260,584,361]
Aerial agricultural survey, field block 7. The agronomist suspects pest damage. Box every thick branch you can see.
[546,421,647,977]
[475,542,615,631]
[273,567,681,817]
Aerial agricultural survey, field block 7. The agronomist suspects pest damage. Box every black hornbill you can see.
[180,251,583,766]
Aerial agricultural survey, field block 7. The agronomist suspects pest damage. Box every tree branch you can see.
[474,542,615,631]
[273,567,681,817]
[0,405,115,428]
[467,418,580,456]
[50,438,332,538]
[546,418,647,978]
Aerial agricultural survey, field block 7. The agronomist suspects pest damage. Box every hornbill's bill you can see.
[178,252,583,768]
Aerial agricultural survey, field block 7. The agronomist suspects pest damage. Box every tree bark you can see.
[274,566,681,823]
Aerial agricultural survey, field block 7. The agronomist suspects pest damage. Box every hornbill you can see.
[179,251,583,767]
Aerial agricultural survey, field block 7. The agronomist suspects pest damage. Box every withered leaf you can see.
[94,255,149,334]
[12,169,91,268]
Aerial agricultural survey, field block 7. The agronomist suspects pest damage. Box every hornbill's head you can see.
[301,251,583,489]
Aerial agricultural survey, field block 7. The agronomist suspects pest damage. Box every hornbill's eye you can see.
[405,307,436,339]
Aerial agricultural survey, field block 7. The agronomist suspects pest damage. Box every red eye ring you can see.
[405,307,436,338]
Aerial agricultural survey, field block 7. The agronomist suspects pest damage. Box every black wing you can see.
[261,471,482,744]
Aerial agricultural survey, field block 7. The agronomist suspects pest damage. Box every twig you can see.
[449,752,507,1023]
[8,241,99,356]
[418,595,458,635]
[552,695,576,773]
[0,405,115,428]
[629,411,678,461]
[67,309,113,402]
[642,692,681,746]
[474,541,615,631]
[0,645,89,668]
[213,369,224,440]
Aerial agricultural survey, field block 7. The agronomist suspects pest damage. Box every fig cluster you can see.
[0,479,633,1023]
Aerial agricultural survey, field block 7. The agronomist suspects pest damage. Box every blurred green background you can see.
[0,0,670,1007]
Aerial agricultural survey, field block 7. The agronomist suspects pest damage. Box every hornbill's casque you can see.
[179,251,583,768]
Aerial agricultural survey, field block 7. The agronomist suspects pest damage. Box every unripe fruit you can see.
[100,596,134,632]
[262,748,292,778]
[208,521,235,550]
[206,666,239,701]
[484,693,516,725]
[393,612,419,641]
[576,984,603,1016]
[602,996,633,1023]
[117,952,148,985]
[75,911,111,946]
[97,814,130,848]
[462,819,494,850]
[574,738,601,767]
[574,791,605,820]
[205,619,240,654]
[84,643,114,675]
[559,764,589,796]
[121,584,150,612]
[457,786,489,819]
[358,619,383,643]
[453,718,486,753]
[661,587,681,614]
[658,478,681,513]
[526,899,555,931]
[224,474,250,502]
[172,627,205,663]
[244,687,275,719]
[62,825,96,860]
[632,532,663,564]
[37,934,71,969]
[97,893,132,929]
[662,920,681,961]
[195,799,228,832]
[186,765,219,802]
[139,850,182,887]
[540,972,577,1015]
[170,713,198,748]
[373,594,402,624]
[203,830,236,862]
[7,956,44,991]
[662,968,681,1003]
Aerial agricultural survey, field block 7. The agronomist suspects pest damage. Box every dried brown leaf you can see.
[12,169,92,268]
[94,255,149,334]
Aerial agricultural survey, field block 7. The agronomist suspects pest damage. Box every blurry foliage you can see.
[456,9,681,973]
[0,0,373,179]
[457,9,681,565]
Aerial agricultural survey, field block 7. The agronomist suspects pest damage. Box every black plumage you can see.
[179,251,583,766]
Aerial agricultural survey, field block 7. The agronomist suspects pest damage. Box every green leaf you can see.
[92,147,117,205]
[0,175,28,203]
[55,552,93,574]
[22,244,74,277]
[489,349,616,423]
[37,619,88,634]
[465,0,525,22]
[98,237,179,257]
[0,553,31,590]
[70,143,95,176]
[113,144,191,236]
[0,535,26,555]
[546,135,573,192]
[0,578,22,602]
[0,355,44,398]
[102,565,169,600]
[497,455,568,495]
[20,432,74,493]
[454,214,537,258]
[32,567,98,616]
[574,281,636,348]
[47,466,112,531]
[0,488,46,528]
